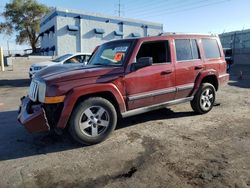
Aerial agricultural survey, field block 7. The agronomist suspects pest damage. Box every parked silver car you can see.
[29,53,91,78]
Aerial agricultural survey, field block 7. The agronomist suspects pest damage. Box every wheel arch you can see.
[56,83,126,129]
[192,70,219,96]
[201,75,218,91]
[74,91,122,117]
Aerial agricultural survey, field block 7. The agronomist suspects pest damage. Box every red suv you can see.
[18,33,229,145]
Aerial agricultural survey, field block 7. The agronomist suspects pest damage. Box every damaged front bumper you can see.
[17,96,50,133]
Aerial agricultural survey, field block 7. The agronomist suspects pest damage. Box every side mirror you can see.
[131,57,153,71]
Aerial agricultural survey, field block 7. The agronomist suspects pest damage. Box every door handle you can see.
[194,65,204,70]
[161,70,172,75]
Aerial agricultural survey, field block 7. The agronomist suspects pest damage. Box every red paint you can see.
[17,97,50,132]
[57,83,126,129]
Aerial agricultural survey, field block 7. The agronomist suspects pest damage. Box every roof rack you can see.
[158,32,218,37]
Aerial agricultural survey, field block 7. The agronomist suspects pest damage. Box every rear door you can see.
[174,38,203,99]
[201,38,225,74]
[124,40,176,110]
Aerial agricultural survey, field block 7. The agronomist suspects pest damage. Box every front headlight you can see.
[38,81,46,103]
[37,82,65,104]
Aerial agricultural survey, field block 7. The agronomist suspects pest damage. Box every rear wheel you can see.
[69,97,117,145]
[191,83,216,114]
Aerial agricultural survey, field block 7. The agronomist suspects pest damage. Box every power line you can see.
[158,0,230,16]
[134,0,230,19]
[128,0,217,16]
[126,0,170,12]
[127,0,190,13]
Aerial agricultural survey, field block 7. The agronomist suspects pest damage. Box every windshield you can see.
[52,54,73,62]
[88,41,132,66]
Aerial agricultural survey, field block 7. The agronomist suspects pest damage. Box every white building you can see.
[40,8,163,56]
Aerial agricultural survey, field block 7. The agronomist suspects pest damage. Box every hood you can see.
[34,64,124,83]
[32,61,55,67]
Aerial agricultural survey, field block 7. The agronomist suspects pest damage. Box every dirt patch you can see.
[126,131,141,142]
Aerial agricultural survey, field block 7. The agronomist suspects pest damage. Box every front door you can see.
[124,40,176,110]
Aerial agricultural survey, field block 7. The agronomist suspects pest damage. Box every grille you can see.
[28,81,38,101]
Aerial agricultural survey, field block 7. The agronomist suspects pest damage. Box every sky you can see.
[0,0,250,53]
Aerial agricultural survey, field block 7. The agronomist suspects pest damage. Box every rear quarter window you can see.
[202,39,221,59]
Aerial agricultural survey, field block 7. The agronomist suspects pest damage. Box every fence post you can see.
[0,47,4,71]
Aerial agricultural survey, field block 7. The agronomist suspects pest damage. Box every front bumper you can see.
[29,73,33,79]
[17,96,50,133]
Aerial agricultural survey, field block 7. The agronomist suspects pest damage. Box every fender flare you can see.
[56,83,126,129]
[191,69,218,96]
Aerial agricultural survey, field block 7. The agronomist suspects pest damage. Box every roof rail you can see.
[158,32,218,36]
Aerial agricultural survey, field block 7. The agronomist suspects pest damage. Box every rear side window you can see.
[175,39,200,61]
[202,39,221,59]
[136,41,171,64]
[175,39,192,61]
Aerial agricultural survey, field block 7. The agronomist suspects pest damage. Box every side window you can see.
[202,39,221,59]
[64,56,80,64]
[79,55,85,63]
[175,39,193,61]
[85,55,91,62]
[136,41,171,64]
[191,39,200,59]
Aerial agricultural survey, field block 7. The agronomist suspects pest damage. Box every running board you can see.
[121,97,194,118]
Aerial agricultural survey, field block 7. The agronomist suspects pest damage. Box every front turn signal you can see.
[44,95,65,104]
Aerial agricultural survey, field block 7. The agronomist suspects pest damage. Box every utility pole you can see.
[118,0,121,17]
[115,0,123,17]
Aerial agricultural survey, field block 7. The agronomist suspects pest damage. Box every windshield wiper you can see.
[92,63,111,66]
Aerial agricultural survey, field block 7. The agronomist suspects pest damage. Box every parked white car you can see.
[29,53,91,78]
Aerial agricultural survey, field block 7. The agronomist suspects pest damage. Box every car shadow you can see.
[0,79,30,88]
[0,110,82,161]
[117,108,197,130]
[0,108,197,161]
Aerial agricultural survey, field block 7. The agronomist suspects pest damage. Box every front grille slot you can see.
[29,81,38,101]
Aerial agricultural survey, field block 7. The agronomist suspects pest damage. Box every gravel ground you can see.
[0,65,249,188]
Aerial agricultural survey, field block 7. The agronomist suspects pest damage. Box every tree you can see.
[0,0,50,53]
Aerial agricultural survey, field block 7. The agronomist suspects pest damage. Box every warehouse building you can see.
[39,8,163,56]
[220,29,250,65]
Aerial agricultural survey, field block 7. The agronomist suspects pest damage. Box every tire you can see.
[191,83,216,114]
[69,97,117,145]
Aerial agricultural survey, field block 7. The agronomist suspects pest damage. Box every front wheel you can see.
[191,83,216,114]
[69,97,117,145]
